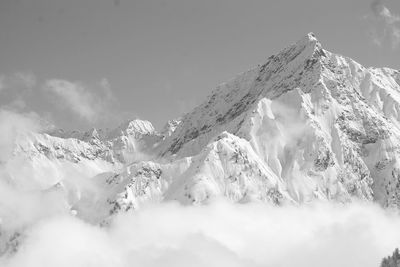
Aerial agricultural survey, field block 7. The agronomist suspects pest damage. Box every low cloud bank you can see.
[1,200,399,267]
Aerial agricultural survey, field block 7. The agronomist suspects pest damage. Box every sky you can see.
[0,0,399,131]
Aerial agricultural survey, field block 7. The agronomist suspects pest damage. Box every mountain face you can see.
[156,33,400,208]
[2,33,400,230]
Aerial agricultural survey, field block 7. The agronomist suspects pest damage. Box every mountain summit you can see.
[158,32,325,158]
[5,33,400,224]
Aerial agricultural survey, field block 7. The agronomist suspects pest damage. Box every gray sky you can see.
[0,0,399,131]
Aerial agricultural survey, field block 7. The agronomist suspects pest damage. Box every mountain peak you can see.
[280,32,323,64]
[291,32,322,56]
[295,32,320,48]
[82,128,101,141]
[158,33,329,157]
[304,32,318,42]
[107,119,155,139]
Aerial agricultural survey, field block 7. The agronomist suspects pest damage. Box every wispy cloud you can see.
[14,72,37,89]
[0,73,129,129]
[0,109,45,162]
[371,0,400,24]
[0,72,37,92]
[367,0,400,49]
[44,79,116,123]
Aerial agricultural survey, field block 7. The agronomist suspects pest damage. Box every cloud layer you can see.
[0,200,399,267]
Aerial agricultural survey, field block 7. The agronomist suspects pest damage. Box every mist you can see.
[0,199,398,267]
[0,109,45,162]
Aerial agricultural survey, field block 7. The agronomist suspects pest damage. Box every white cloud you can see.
[0,72,37,93]
[371,0,400,24]
[0,74,127,129]
[0,179,68,231]
[368,0,400,49]
[0,109,45,162]
[44,79,115,122]
[13,72,37,89]
[6,99,27,110]
[0,72,37,114]
[0,200,400,267]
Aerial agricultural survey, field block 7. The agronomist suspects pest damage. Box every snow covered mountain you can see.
[3,32,400,229]
[157,32,400,208]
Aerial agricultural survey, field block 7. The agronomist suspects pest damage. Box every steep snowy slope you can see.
[157,33,400,207]
[68,131,295,224]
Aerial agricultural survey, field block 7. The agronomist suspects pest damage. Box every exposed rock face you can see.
[381,248,400,267]
[161,119,182,138]
[3,33,400,227]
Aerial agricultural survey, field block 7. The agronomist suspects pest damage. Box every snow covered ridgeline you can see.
[157,32,400,208]
[6,33,400,224]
